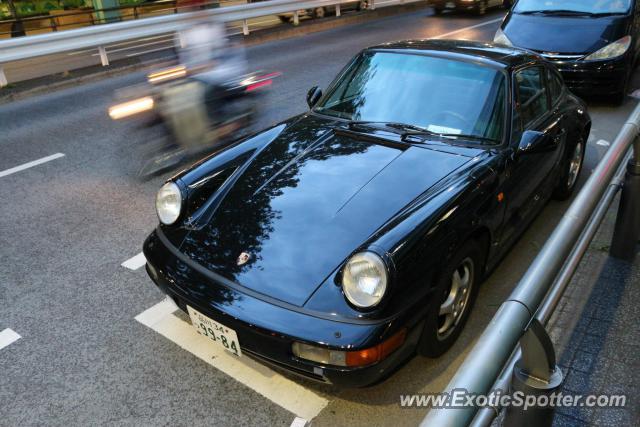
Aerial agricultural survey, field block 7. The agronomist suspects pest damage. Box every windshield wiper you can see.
[437,133,500,145]
[518,9,596,16]
[348,121,437,137]
[347,121,500,145]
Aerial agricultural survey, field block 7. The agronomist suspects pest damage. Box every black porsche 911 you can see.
[143,39,591,387]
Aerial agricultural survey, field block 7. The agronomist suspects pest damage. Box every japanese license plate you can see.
[187,305,242,357]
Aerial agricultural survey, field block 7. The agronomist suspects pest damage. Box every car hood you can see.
[503,13,630,54]
[179,116,476,306]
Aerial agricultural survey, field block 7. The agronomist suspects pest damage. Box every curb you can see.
[0,2,431,105]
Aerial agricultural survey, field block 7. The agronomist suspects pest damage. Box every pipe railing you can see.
[421,101,640,427]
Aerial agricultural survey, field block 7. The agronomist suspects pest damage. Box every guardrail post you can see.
[610,135,640,260]
[98,46,109,66]
[293,10,299,25]
[0,66,7,87]
[242,19,249,35]
[336,4,341,16]
[504,319,563,427]
[369,0,376,10]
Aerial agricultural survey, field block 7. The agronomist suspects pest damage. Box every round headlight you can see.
[342,252,388,308]
[156,182,182,225]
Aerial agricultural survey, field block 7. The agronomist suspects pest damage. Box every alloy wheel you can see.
[567,141,583,189]
[438,257,475,340]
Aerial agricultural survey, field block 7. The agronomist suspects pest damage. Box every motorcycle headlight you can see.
[584,36,632,61]
[156,182,182,225]
[493,28,513,47]
[342,252,388,308]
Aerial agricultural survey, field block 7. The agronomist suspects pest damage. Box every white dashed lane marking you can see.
[0,153,65,178]
[0,329,21,351]
[290,417,308,427]
[596,139,611,147]
[135,298,329,421]
[122,252,146,270]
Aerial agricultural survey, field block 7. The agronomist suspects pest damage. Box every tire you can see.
[476,0,488,15]
[552,133,586,201]
[313,7,326,18]
[417,240,483,358]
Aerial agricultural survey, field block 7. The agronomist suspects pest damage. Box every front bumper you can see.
[143,228,421,387]
[543,54,631,96]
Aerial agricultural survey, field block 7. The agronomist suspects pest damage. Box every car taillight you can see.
[246,79,272,92]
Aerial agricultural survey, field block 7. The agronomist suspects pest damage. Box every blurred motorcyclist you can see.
[109,13,277,178]
[164,18,248,150]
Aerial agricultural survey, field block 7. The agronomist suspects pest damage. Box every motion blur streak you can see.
[108,97,155,120]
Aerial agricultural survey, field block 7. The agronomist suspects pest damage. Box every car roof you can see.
[366,39,542,69]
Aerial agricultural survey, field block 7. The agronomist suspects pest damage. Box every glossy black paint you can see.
[143,40,591,386]
[500,1,640,96]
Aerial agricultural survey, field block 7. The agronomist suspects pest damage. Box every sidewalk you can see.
[548,195,639,426]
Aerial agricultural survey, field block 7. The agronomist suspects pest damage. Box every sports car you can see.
[142,39,591,387]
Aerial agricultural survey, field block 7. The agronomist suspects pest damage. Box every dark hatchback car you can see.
[495,0,640,102]
[143,40,591,387]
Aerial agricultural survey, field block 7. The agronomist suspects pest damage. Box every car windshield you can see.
[514,0,632,15]
[314,51,506,143]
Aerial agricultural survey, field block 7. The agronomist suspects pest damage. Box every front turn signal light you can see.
[292,328,407,367]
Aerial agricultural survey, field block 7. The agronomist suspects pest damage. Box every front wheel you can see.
[552,136,586,200]
[417,240,483,357]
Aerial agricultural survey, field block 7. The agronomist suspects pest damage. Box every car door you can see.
[499,65,566,244]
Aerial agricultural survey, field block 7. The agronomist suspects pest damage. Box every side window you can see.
[546,68,563,105]
[515,67,549,127]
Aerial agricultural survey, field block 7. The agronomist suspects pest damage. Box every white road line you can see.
[0,329,21,351]
[433,17,504,40]
[290,417,308,427]
[122,252,147,270]
[136,299,329,421]
[596,139,611,147]
[0,153,65,178]
[135,296,178,325]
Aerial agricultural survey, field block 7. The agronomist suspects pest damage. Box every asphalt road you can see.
[0,7,637,427]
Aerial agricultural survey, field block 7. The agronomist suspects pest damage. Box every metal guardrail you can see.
[0,0,416,86]
[421,102,640,426]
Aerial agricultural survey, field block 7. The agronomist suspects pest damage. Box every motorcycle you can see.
[109,64,279,177]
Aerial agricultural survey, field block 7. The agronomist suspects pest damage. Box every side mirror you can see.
[518,130,547,155]
[306,86,322,108]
